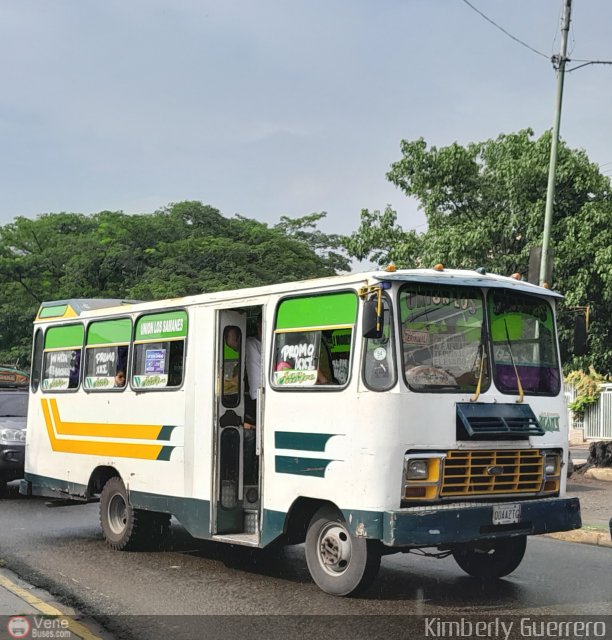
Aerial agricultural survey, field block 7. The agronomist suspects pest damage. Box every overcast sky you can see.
[1,0,611,237]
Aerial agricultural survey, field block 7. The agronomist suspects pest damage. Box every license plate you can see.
[492,503,521,525]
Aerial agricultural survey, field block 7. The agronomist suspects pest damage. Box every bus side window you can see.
[222,325,242,407]
[31,329,44,392]
[362,296,396,391]
[84,318,132,392]
[41,324,84,392]
[271,291,358,389]
[132,311,188,390]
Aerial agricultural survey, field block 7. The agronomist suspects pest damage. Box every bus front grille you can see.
[440,449,543,497]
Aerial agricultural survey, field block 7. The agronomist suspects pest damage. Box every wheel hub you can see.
[318,524,352,575]
[107,493,128,535]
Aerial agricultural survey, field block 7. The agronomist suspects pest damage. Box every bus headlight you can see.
[544,453,560,476]
[541,450,561,495]
[405,459,428,480]
[403,454,444,501]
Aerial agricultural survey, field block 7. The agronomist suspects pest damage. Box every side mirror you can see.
[363,298,383,339]
[573,314,588,356]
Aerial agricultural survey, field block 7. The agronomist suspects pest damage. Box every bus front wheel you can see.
[99,477,170,551]
[304,505,381,596]
[452,536,527,579]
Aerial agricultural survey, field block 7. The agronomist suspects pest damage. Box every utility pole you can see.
[540,0,572,286]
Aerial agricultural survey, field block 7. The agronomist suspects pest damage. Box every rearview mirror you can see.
[573,314,588,356]
[363,298,383,339]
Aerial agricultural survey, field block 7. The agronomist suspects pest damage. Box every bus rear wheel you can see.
[99,477,170,551]
[452,535,527,579]
[305,505,381,596]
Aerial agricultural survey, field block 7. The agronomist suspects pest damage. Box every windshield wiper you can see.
[504,319,524,403]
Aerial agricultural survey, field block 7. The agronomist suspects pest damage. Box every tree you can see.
[344,129,612,373]
[0,202,348,365]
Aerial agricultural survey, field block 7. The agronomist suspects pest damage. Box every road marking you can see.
[0,574,102,640]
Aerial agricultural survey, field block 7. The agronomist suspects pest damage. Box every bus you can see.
[21,266,581,596]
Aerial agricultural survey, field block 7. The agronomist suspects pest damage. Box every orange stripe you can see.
[49,399,163,440]
[41,399,165,460]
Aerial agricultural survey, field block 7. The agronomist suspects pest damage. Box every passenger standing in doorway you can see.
[244,318,262,485]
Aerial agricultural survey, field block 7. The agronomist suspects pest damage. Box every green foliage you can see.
[0,202,348,365]
[344,129,612,374]
[565,368,610,418]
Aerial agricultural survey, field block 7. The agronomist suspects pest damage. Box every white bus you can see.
[22,266,581,596]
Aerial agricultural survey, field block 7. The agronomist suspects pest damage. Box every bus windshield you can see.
[488,290,560,395]
[399,284,488,392]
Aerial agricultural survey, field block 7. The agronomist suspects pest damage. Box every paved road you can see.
[0,487,610,639]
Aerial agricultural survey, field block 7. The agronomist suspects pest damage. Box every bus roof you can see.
[35,268,561,322]
[36,299,142,322]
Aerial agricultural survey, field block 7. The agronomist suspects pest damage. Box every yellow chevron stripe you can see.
[42,399,165,460]
[49,398,164,439]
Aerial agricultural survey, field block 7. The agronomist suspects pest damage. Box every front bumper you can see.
[382,497,581,547]
[0,443,25,479]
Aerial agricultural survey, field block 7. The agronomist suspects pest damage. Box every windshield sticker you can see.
[373,347,387,361]
[133,374,169,389]
[403,330,430,345]
[280,341,317,371]
[145,349,166,374]
[273,369,317,386]
[85,376,114,390]
[43,351,78,390]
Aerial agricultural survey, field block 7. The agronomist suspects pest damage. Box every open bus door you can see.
[213,310,247,534]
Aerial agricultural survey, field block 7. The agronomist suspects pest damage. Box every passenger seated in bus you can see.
[316,337,337,385]
[114,370,126,388]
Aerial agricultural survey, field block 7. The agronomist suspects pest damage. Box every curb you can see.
[0,567,108,639]
[584,467,612,482]
[544,528,612,548]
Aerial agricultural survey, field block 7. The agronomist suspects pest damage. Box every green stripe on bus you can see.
[276,293,357,330]
[44,324,84,349]
[87,318,132,345]
[135,310,188,341]
[39,304,68,319]
[275,455,333,477]
[157,426,176,441]
[275,432,335,452]
[156,446,175,461]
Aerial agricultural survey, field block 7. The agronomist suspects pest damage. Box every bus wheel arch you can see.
[87,466,121,499]
[304,504,381,596]
[283,497,336,545]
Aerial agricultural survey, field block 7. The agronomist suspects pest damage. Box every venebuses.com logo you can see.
[7,616,30,639]
[5,616,72,638]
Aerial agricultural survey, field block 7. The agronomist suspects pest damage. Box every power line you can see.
[460,0,549,59]
[567,60,612,72]
[460,0,612,73]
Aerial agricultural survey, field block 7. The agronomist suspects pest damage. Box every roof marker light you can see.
[510,273,522,280]
[385,263,397,272]
[475,267,486,275]
[433,264,444,272]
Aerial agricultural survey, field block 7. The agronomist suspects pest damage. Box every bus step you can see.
[212,532,259,547]
[243,509,259,534]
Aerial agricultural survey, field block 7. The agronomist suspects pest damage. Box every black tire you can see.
[99,477,170,551]
[453,536,527,579]
[304,505,381,596]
